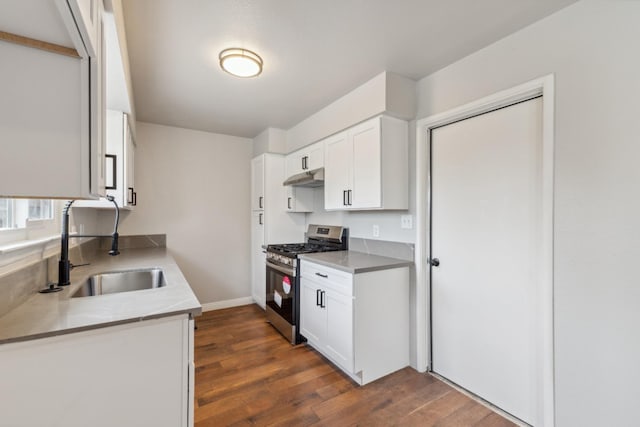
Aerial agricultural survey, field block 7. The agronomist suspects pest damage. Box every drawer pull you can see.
[315,272,328,278]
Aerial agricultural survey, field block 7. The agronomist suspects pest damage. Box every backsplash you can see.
[97,234,166,250]
[0,239,97,319]
[349,237,414,261]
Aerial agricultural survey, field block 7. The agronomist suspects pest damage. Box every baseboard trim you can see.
[201,297,255,312]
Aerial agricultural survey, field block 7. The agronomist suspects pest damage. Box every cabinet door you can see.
[104,110,125,206]
[325,289,354,372]
[124,115,136,208]
[300,279,325,346]
[285,186,295,212]
[350,118,381,209]
[307,142,324,171]
[251,211,266,308]
[251,156,265,211]
[285,186,314,213]
[88,0,106,197]
[0,315,190,427]
[324,132,350,210]
[66,0,100,56]
[285,152,303,177]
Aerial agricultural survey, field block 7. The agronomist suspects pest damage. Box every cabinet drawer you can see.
[301,261,352,296]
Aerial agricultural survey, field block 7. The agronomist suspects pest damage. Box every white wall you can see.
[415,2,640,425]
[99,122,253,305]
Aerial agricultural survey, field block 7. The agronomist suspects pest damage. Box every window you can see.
[0,199,53,230]
[0,199,61,248]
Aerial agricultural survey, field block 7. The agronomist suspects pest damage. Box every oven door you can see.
[265,260,296,325]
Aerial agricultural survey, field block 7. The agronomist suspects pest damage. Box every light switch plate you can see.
[401,215,413,229]
[372,224,380,237]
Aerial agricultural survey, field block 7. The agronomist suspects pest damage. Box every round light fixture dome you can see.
[219,48,263,78]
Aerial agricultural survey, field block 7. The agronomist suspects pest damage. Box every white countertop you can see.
[0,247,201,344]
[299,250,413,273]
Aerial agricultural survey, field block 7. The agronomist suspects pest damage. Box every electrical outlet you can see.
[401,215,413,229]
[372,224,380,237]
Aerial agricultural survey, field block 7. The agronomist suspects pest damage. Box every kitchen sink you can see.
[71,268,166,298]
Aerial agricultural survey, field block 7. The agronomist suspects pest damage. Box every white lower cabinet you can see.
[0,314,195,427]
[300,260,409,385]
[324,287,354,372]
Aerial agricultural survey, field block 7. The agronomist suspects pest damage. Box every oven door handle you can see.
[266,260,295,277]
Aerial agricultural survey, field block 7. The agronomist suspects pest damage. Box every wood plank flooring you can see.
[194,304,516,427]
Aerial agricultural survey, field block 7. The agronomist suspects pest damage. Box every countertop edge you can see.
[299,251,413,274]
[0,306,202,345]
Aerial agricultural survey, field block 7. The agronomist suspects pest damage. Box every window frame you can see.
[0,200,60,247]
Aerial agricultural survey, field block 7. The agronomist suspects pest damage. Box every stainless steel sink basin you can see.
[71,268,166,298]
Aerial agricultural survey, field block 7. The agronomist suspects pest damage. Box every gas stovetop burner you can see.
[267,242,340,256]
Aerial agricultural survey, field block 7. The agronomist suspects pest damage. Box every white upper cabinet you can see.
[0,0,106,199]
[75,110,136,210]
[285,186,314,213]
[324,115,408,211]
[324,131,351,210]
[107,111,136,209]
[285,140,325,177]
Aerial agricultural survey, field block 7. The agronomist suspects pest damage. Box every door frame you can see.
[415,75,555,426]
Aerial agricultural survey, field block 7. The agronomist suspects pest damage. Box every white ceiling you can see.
[122,0,577,139]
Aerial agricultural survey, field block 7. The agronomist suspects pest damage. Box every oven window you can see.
[266,265,295,324]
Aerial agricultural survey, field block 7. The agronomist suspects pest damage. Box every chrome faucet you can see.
[40,196,120,293]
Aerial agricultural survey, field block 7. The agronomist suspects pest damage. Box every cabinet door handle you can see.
[127,187,134,204]
[315,272,328,278]
[259,213,263,225]
[258,196,263,209]
[348,189,352,206]
[287,197,292,210]
[316,289,321,306]
[132,191,137,206]
[343,190,347,206]
[320,290,326,308]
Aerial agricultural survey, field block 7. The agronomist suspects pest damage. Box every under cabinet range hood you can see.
[282,168,324,187]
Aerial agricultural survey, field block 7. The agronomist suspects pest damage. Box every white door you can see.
[431,97,543,425]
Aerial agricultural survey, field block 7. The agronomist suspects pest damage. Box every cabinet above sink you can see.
[0,0,107,199]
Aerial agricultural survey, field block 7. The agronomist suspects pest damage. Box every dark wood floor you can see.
[194,304,515,426]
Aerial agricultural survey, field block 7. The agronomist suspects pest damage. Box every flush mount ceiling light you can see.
[219,48,263,78]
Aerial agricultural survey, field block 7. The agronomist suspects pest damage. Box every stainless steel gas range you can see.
[265,224,348,344]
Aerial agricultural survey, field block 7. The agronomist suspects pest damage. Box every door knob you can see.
[429,258,440,267]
